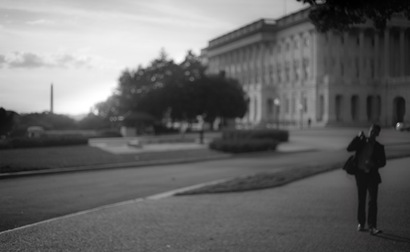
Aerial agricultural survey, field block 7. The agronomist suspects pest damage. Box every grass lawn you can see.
[0,145,225,173]
[0,146,134,173]
[176,162,344,196]
[176,145,410,196]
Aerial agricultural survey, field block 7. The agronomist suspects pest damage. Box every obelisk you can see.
[50,83,54,114]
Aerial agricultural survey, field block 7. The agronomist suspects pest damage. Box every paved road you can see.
[2,142,410,233]
[0,150,332,232]
[1,157,409,251]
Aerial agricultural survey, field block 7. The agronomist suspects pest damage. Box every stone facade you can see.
[202,8,410,128]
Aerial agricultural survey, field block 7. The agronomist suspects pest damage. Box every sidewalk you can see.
[1,158,409,251]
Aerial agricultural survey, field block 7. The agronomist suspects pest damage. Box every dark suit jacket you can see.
[347,136,386,184]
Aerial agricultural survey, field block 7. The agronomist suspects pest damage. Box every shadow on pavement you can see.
[377,232,410,244]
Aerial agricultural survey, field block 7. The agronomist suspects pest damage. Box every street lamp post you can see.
[298,103,304,129]
[274,98,280,129]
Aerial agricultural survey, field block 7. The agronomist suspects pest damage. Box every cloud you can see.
[8,52,46,68]
[0,54,6,67]
[26,19,56,26]
[0,52,93,69]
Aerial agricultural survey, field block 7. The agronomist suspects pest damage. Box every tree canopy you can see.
[298,0,410,32]
[95,49,248,128]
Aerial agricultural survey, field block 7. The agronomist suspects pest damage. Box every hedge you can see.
[209,129,288,153]
[221,129,289,142]
[0,135,88,150]
[209,138,278,153]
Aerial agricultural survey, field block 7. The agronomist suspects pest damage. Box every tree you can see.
[77,113,111,129]
[298,0,410,32]
[114,50,181,119]
[197,74,248,125]
[94,95,121,119]
[15,112,77,130]
[94,49,248,131]
[166,50,207,121]
[0,107,17,137]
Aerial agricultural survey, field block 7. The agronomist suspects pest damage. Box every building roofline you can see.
[206,7,311,50]
[208,18,276,49]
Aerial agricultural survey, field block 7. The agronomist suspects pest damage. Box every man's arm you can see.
[347,136,361,152]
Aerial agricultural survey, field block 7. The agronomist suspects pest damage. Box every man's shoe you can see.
[369,227,382,235]
[357,224,366,232]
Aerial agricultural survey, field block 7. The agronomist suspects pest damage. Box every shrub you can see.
[221,129,289,142]
[153,124,179,135]
[209,138,278,153]
[95,129,122,138]
[0,135,88,150]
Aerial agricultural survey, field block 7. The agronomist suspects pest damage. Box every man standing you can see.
[347,124,386,235]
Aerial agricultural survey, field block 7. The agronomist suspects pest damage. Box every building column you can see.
[359,30,365,82]
[260,43,266,85]
[244,47,250,84]
[248,94,254,123]
[384,28,390,78]
[251,45,257,84]
[374,31,380,79]
[340,32,348,81]
[299,33,304,83]
[400,28,405,77]
[310,30,317,81]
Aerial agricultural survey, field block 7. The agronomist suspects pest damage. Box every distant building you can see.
[202,8,410,128]
[27,126,44,138]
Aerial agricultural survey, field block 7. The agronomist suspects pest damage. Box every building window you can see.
[294,60,299,81]
[335,95,343,121]
[254,97,258,121]
[303,58,309,79]
[301,94,308,113]
[375,95,381,121]
[285,67,290,82]
[267,98,274,115]
[351,95,359,121]
[393,96,406,123]
[367,96,374,121]
[304,36,309,47]
[370,59,375,79]
[291,94,296,114]
[324,58,328,73]
[318,95,324,121]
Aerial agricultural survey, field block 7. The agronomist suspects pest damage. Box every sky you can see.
[0,0,306,116]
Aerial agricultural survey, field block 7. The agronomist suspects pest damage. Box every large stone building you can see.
[201,8,410,128]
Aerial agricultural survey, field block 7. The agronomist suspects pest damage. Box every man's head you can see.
[368,124,381,139]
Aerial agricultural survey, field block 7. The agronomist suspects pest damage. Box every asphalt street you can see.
[0,149,341,232]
